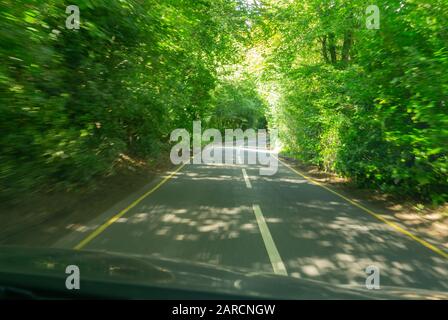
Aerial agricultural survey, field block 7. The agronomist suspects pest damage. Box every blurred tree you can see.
[259,0,448,203]
[0,0,250,196]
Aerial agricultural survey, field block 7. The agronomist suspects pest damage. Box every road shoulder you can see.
[0,156,174,247]
[279,155,448,252]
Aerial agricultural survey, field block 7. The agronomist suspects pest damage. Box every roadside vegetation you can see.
[1,0,253,198]
[258,0,448,204]
[1,0,447,207]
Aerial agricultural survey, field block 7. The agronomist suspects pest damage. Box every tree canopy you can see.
[1,0,447,204]
[256,0,448,204]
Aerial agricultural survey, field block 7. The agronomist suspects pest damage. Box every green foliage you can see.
[208,77,267,131]
[2,0,447,206]
[0,0,249,196]
[263,0,448,204]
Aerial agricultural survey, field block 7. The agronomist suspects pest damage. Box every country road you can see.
[54,145,448,292]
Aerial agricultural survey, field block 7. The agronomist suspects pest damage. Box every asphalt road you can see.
[55,145,448,292]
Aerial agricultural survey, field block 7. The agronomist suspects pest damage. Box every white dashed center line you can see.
[252,204,288,276]
[242,168,252,189]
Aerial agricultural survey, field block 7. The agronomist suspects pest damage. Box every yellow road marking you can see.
[74,162,188,250]
[275,156,448,260]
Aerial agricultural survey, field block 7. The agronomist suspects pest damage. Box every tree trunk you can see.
[341,30,353,63]
[328,33,337,64]
[321,36,330,64]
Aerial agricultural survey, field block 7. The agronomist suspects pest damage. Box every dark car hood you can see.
[0,246,446,299]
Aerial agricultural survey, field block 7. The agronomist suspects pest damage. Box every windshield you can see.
[0,0,447,302]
